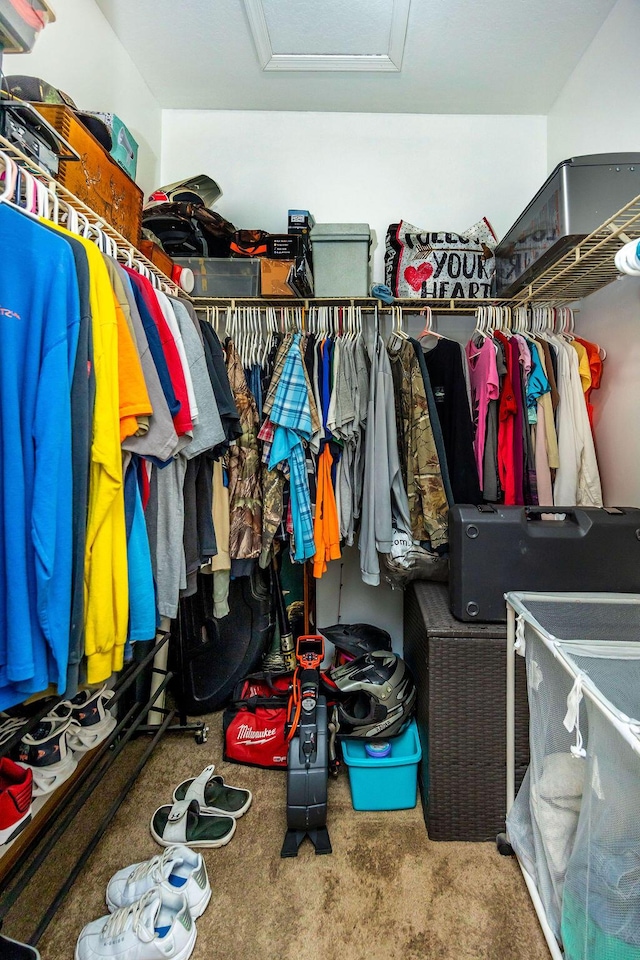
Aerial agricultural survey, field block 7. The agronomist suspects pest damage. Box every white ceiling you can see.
[95,0,617,114]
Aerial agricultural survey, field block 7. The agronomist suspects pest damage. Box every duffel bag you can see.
[385,217,497,299]
[223,672,291,769]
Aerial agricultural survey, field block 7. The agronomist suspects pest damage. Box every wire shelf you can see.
[3,126,639,311]
[0,133,182,297]
[193,193,640,312]
[510,191,640,305]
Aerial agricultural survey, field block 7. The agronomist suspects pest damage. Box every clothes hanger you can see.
[0,156,41,222]
[473,304,489,340]
[417,305,446,341]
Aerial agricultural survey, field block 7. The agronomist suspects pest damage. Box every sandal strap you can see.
[163,799,199,843]
[183,765,216,806]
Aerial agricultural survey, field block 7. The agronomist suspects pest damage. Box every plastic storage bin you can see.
[341,719,421,811]
[173,257,260,297]
[310,222,371,297]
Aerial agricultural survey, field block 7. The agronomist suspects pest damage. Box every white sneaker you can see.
[75,887,196,960]
[106,846,211,919]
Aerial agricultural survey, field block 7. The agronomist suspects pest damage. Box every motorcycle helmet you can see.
[141,202,236,258]
[320,623,392,661]
[145,174,221,210]
[330,651,416,739]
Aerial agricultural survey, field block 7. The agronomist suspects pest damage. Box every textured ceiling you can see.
[95,0,617,113]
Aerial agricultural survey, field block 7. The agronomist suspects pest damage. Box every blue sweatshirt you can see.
[0,205,80,708]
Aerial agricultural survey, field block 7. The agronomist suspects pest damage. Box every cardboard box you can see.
[33,103,143,246]
[88,111,138,181]
[288,209,315,235]
[261,258,295,296]
[260,255,314,297]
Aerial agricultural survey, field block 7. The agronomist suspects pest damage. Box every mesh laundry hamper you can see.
[505,592,640,960]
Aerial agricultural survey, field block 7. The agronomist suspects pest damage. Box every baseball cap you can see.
[2,75,113,151]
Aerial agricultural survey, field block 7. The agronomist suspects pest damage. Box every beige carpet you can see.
[6,714,550,960]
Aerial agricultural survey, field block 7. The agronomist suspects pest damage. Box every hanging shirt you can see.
[38,223,94,698]
[574,336,603,432]
[123,268,192,438]
[46,221,129,685]
[360,338,413,586]
[116,265,179,462]
[388,339,449,549]
[422,338,482,504]
[225,339,263,560]
[268,334,316,562]
[465,335,500,493]
[0,206,80,708]
[494,332,518,505]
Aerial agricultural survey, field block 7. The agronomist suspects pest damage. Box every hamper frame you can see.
[505,591,640,960]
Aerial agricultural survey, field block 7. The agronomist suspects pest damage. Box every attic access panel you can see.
[244,0,410,71]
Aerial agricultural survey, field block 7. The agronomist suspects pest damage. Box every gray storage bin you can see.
[310,223,371,297]
[173,257,260,297]
[494,153,640,297]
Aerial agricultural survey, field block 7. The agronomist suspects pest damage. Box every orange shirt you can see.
[113,294,152,442]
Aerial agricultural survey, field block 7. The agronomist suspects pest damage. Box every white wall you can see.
[573,278,640,506]
[161,110,547,283]
[6,0,162,194]
[547,0,640,169]
[547,0,640,510]
[161,109,547,641]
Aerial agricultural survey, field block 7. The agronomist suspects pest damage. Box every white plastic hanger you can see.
[417,305,446,341]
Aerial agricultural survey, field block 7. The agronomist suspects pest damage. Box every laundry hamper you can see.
[504,592,640,960]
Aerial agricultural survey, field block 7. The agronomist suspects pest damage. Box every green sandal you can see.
[150,798,236,849]
[172,765,252,819]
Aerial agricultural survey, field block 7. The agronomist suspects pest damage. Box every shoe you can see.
[66,685,117,754]
[0,932,41,960]
[0,759,32,845]
[172,764,252,819]
[15,713,78,796]
[0,714,28,749]
[106,845,211,919]
[75,887,196,960]
[150,798,236,849]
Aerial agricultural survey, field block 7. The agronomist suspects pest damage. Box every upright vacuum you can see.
[280,635,331,857]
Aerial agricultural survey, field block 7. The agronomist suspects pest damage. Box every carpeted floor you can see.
[7,714,550,960]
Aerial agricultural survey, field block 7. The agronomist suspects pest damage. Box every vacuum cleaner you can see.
[280,635,332,858]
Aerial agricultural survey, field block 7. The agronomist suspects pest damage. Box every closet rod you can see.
[0,132,183,298]
[192,296,506,314]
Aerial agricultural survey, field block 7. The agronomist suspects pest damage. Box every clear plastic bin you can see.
[173,257,260,298]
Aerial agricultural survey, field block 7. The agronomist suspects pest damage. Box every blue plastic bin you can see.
[341,719,422,811]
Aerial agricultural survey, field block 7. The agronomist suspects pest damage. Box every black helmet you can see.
[330,651,416,739]
[320,623,392,660]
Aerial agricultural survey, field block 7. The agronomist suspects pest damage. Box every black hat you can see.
[2,75,113,152]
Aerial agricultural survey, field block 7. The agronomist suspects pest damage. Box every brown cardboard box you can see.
[32,103,143,246]
[260,257,295,296]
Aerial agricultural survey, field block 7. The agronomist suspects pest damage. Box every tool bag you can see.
[384,217,497,299]
[223,673,291,769]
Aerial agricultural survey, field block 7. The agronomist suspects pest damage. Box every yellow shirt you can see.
[45,222,128,683]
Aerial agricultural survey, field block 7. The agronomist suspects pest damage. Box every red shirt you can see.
[494,332,518,505]
[123,267,192,436]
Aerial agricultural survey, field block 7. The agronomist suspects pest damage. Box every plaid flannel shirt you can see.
[268,334,315,561]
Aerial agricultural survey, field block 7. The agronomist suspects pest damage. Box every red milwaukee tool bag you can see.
[223,673,291,769]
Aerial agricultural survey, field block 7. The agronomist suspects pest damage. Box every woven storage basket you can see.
[404,581,529,841]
